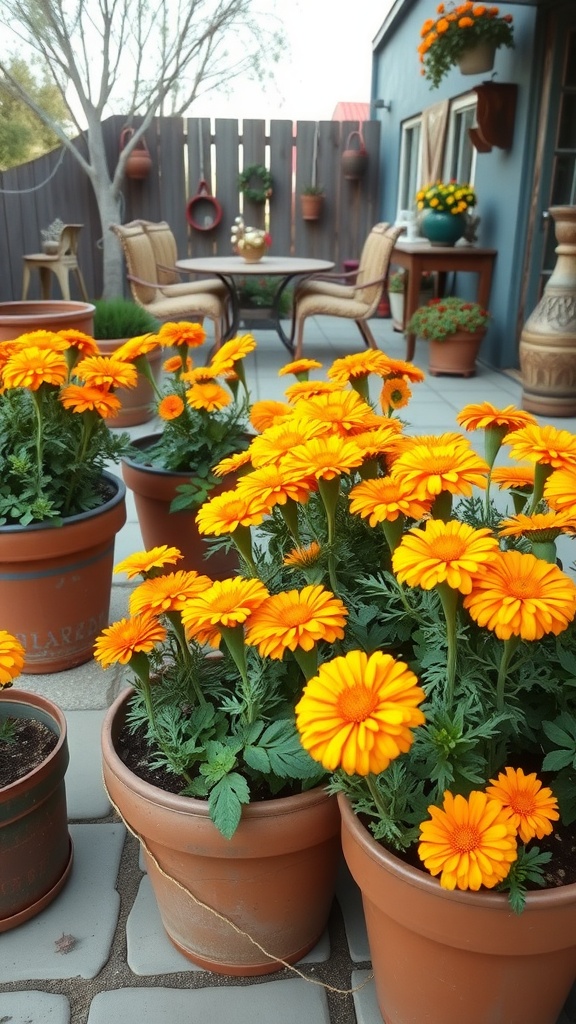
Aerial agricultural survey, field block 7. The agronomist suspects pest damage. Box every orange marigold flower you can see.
[237,464,314,506]
[212,449,253,477]
[486,767,559,843]
[3,346,68,390]
[74,355,138,390]
[296,650,425,776]
[463,549,576,640]
[283,540,322,567]
[282,434,364,482]
[181,576,269,647]
[498,510,576,540]
[250,399,293,431]
[295,390,382,435]
[349,476,431,525]
[380,378,412,412]
[209,334,256,373]
[418,790,517,891]
[391,439,489,499]
[94,613,167,667]
[58,329,100,356]
[158,321,206,348]
[327,350,391,384]
[158,394,185,420]
[59,384,121,418]
[163,354,189,373]
[114,546,184,579]
[420,17,435,35]
[458,16,474,27]
[248,418,327,468]
[13,330,68,351]
[196,489,273,536]
[491,465,534,491]
[245,585,348,659]
[0,630,25,687]
[278,358,323,376]
[504,424,576,470]
[114,334,160,360]
[393,519,499,593]
[436,17,449,32]
[456,402,536,433]
[284,380,341,402]
[129,570,212,616]
[544,465,576,511]
[186,380,231,412]
[180,366,218,384]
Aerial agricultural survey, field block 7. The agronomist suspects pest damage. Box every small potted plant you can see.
[93,298,162,427]
[388,270,435,330]
[418,2,514,89]
[416,181,477,246]
[406,296,490,376]
[237,275,293,329]
[40,217,65,254]
[300,185,325,221]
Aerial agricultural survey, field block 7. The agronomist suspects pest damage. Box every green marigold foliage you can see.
[418,2,514,89]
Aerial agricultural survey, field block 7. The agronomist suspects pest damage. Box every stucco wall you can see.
[372,2,540,369]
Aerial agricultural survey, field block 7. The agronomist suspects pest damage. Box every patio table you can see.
[391,239,497,361]
[175,255,335,352]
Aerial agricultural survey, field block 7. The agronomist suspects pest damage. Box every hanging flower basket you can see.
[418,3,514,89]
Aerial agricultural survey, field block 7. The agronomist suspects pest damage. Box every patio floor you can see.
[3,315,576,1024]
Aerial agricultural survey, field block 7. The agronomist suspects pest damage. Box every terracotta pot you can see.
[421,210,466,247]
[120,128,152,180]
[428,329,486,377]
[97,340,163,428]
[339,793,576,1024]
[0,300,95,342]
[102,688,341,976]
[0,472,126,673]
[300,194,325,221]
[457,40,496,75]
[341,131,368,181]
[121,435,239,579]
[0,689,72,931]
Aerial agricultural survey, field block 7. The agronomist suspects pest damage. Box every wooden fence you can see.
[0,114,381,303]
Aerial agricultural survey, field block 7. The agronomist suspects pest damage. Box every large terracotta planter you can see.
[0,300,95,341]
[0,689,72,931]
[339,794,576,1024]
[98,340,163,427]
[0,472,126,673]
[102,688,341,976]
[121,435,239,578]
[428,329,486,377]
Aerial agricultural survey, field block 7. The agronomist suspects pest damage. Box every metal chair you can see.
[110,222,227,347]
[292,223,403,359]
[22,223,89,301]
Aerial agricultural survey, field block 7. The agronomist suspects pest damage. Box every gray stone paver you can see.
[351,972,383,1024]
[0,991,71,1023]
[66,710,111,819]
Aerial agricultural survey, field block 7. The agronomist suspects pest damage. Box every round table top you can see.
[176,255,335,276]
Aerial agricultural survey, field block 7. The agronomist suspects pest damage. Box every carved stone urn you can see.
[520,206,576,416]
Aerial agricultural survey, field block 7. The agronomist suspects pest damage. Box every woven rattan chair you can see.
[110,222,227,347]
[292,223,402,359]
[22,223,88,301]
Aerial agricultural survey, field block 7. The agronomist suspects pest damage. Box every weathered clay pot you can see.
[457,40,496,75]
[0,300,95,342]
[428,329,486,377]
[102,688,341,976]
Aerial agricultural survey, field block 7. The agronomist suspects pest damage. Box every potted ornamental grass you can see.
[119,324,253,577]
[300,185,326,221]
[418,2,514,88]
[407,295,490,375]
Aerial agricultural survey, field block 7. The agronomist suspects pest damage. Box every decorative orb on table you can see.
[231,216,270,263]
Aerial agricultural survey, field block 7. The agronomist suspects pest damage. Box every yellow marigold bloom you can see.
[491,465,534,491]
[180,366,218,384]
[284,380,341,402]
[158,321,206,348]
[237,464,313,507]
[0,630,25,687]
[114,546,184,578]
[295,390,382,435]
[94,613,167,668]
[327,350,391,384]
[394,520,499,594]
[3,346,68,390]
[250,399,293,431]
[349,476,431,526]
[544,465,576,511]
[59,384,121,418]
[58,329,100,356]
[181,576,269,647]
[14,330,67,351]
[158,394,185,420]
[129,570,212,616]
[463,549,576,640]
[209,334,256,373]
[278,358,323,376]
[418,790,517,891]
[212,449,253,477]
[380,378,412,412]
[486,767,559,843]
[74,355,138,390]
[246,585,348,659]
[186,380,231,412]
[295,650,425,776]
[505,424,576,470]
[196,489,273,536]
[114,334,160,360]
[282,434,364,482]
[248,418,326,468]
[284,540,322,567]
[456,402,536,433]
[391,440,489,499]
[498,510,576,539]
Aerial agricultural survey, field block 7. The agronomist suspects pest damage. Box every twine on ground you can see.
[102,773,373,996]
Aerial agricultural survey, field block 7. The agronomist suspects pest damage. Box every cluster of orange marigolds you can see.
[418,2,514,87]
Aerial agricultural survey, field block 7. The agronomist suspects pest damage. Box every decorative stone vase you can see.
[1,689,72,931]
[102,687,341,976]
[0,300,95,342]
[421,210,466,247]
[0,472,126,673]
[457,40,496,75]
[428,329,486,377]
[520,206,576,416]
[339,793,576,1024]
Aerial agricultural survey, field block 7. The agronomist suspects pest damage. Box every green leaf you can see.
[244,745,271,773]
[208,773,250,839]
[542,749,575,771]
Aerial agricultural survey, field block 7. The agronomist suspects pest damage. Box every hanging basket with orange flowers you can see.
[418,2,514,89]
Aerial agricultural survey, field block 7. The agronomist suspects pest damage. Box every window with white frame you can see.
[397,115,422,217]
[443,94,477,184]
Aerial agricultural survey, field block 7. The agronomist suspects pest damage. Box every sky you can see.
[191,1,387,122]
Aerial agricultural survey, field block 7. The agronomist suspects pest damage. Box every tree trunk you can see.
[85,116,126,298]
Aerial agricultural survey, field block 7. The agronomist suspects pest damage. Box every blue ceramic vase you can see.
[421,210,466,247]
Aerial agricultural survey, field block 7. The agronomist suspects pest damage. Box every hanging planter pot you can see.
[457,40,496,75]
[120,127,152,181]
[300,192,325,221]
[341,131,368,181]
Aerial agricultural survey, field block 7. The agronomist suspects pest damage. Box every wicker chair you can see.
[110,222,226,347]
[292,223,403,359]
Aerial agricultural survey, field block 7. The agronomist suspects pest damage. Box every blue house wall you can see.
[372,2,540,369]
